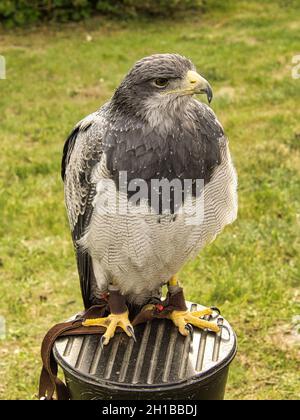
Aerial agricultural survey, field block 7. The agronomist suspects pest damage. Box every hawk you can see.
[62,54,238,345]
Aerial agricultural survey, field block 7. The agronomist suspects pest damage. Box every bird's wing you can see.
[192,101,225,177]
[62,109,108,308]
[183,102,237,257]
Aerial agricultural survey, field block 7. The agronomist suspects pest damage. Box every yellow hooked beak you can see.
[165,70,213,103]
[184,70,213,103]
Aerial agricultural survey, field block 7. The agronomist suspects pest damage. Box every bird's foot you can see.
[83,311,136,346]
[169,308,220,336]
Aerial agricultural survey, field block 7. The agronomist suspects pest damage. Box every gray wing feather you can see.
[63,108,108,308]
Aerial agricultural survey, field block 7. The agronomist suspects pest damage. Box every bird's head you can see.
[111,54,213,127]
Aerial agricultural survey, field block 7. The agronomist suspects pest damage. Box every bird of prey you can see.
[62,54,238,345]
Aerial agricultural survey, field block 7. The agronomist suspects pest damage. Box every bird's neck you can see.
[109,95,196,137]
[142,95,193,136]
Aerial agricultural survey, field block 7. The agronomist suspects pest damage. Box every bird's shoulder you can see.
[62,103,111,231]
[189,100,225,141]
[61,103,110,181]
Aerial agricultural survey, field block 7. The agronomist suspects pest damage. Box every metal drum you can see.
[53,302,237,400]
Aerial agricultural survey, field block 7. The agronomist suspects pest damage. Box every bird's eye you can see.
[154,78,169,88]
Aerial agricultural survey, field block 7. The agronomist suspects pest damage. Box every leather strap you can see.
[38,289,186,400]
[38,305,108,400]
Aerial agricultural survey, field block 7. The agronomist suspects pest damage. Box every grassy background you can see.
[0,0,299,400]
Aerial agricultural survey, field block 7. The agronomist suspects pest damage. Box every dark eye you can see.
[154,78,169,88]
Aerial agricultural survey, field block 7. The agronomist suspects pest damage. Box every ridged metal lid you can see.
[54,302,236,388]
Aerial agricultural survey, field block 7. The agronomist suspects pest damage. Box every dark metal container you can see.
[53,302,237,400]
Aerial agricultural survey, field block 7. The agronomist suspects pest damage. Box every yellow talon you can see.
[83,311,135,346]
[168,275,178,287]
[169,309,220,336]
[192,308,214,318]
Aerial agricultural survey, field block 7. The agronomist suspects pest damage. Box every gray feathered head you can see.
[111,54,213,120]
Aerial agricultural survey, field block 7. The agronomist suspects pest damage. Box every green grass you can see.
[0,0,300,400]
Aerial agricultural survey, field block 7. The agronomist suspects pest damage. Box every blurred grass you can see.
[0,0,300,400]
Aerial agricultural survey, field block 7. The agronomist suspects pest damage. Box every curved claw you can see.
[100,335,107,349]
[210,306,221,320]
[185,323,194,337]
[127,325,137,342]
